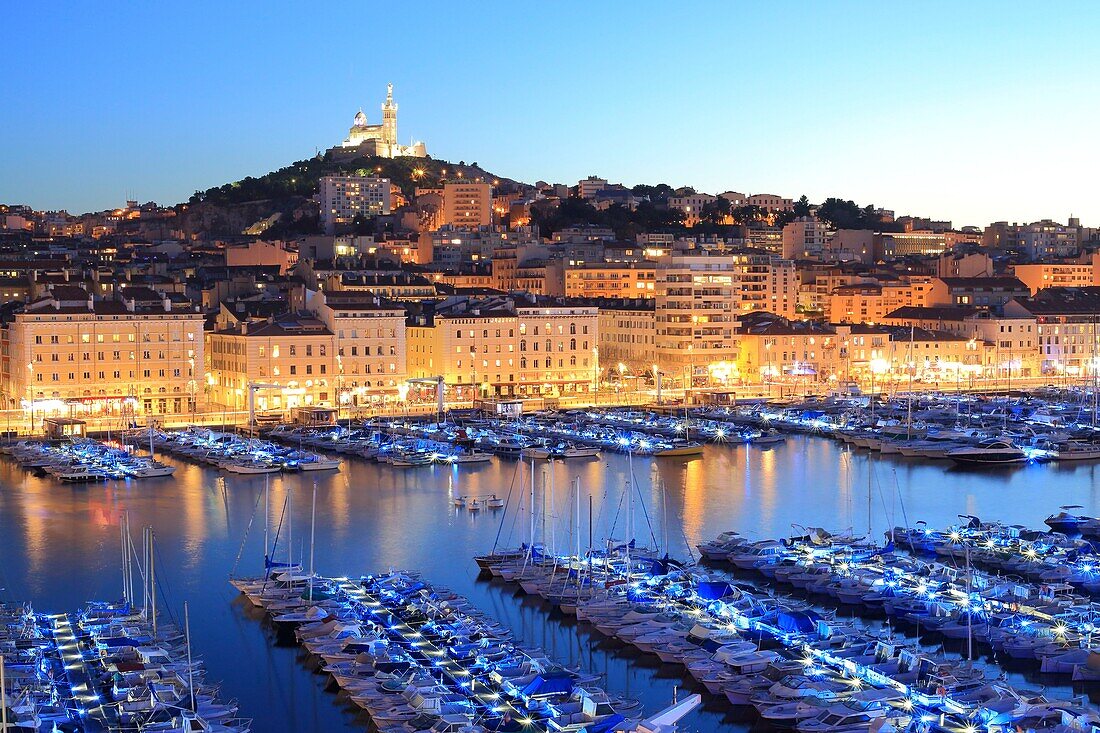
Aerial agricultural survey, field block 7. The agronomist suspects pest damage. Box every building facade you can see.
[3,286,204,418]
[655,253,739,383]
[318,176,392,234]
[442,182,493,229]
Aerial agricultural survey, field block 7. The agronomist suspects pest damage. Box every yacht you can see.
[945,439,1027,466]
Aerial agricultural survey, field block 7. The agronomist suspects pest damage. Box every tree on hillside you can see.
[730,205,766,225]
[793,195,812,217]
[700,197,732,225]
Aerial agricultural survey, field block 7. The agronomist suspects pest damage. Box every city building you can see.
[595,299,657,372]
[654,252,739,384]
[668,193,717,226]
[736,313,838,385]
[442,182,493,229]
[206,313,337,413]
[576,176,609,199]
[2,285,204,418]
[926,277,1029,309]
[746,194,794,212]
[318,176,392,234]
[875,231,948,258]
[1012,259,1098,295]
[549,261,657,299]
[1007,287,1100,376]
[335,84,427,158]
[781,217,832,260]
[303,289,407,405]
[406,295,599,399]
[728,251,800,319]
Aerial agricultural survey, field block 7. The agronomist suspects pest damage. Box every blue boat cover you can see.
[696,580,736,600]
[520,671,574,697]
[773,609,822,633]
[101,636,145,648]
[590,713,626,733]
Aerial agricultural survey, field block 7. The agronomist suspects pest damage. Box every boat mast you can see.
[1092,315,1098,428]
[150,527,157,638]
[626,448,634,572]
[907,324,914,440]
[264,473,270,565]
[120,512,128,603]
[1,650,7,733]
[575,477,581,562]
[528,458,535,559]
[184,601,196,712]
[867,456,873,537]
[308,481,317,601]
[965,541,973,661]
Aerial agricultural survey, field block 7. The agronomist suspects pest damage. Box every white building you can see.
[577,176,609,199]
[318,176,392,234]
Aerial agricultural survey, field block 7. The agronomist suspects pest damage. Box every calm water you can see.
[2,436,1098,732]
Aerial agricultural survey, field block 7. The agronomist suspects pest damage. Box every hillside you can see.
[178,152,524,238]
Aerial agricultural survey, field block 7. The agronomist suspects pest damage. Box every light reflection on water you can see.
[0,435,1097,732]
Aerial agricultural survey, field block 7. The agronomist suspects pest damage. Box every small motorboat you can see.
[486,495,505,509]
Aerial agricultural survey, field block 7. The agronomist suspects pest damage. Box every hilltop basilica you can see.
[333,83,428,159]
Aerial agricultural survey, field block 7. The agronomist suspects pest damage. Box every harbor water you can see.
[1,435,1097,732]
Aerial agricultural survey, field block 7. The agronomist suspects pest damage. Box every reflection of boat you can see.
[945,439,1026,466]
[487,495,505,509]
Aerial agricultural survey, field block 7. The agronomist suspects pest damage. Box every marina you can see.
[9,405,1100,731]
[232,568,699,733]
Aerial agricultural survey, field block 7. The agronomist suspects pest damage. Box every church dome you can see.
[353,109,367,127]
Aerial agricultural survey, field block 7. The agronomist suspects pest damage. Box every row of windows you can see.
[34,332,195,344]
[36,368,191,381]
[34,350,192,362]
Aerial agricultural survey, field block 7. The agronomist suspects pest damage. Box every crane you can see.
[406,377,445,421]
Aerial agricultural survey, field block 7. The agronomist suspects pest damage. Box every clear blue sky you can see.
[2,1,1097,227]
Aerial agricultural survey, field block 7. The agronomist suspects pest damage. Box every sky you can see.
[2,1,1098,227]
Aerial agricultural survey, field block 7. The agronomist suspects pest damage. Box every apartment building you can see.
[595,300,657,370]
[548,262,657,299]
[442,182,493,228]
[2,285,204,417]
[406,295,599,398]
[1012,259,1099,295]
[318,175,391,234]
[207,314,337,412]
[304,289,407,405]
[655,252,739,381]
